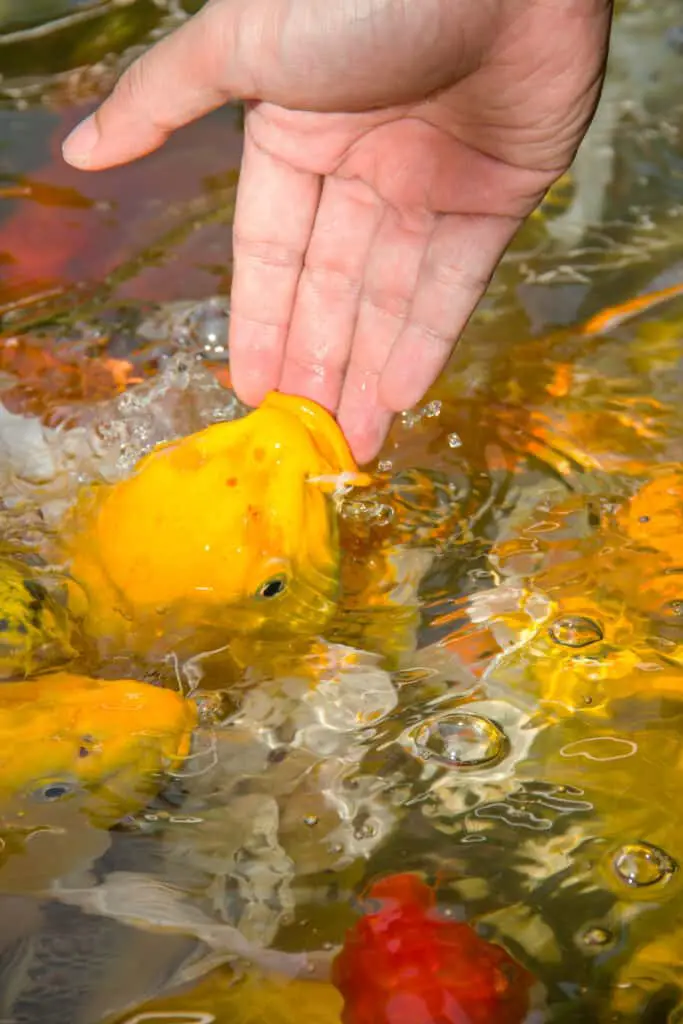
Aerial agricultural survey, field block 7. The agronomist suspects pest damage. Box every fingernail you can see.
[61,114,100,168]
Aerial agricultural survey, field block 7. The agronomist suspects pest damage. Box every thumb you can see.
[62,0,491,172]
[62,0,260,170]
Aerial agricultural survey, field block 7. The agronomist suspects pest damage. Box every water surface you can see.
[2,3,683,1022]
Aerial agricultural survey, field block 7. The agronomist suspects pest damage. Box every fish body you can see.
[332,873,533,1024]
[617,468,683,562]
[0,333,141,424]
[61,392,368,659]
[0,671,197,829]
[121,966,344,1024]
[0,670,203,1023]
[0,892,205,1024]
[0,559,77,680]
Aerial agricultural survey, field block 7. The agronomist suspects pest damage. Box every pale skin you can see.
[62,0,613,463]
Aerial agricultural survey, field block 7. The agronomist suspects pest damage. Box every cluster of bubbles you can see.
[339,499,395,527]
[0,298,244,519]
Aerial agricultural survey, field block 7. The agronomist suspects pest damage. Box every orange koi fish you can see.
[580,281,683,336]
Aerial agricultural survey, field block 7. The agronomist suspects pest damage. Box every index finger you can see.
[228,130,321,407]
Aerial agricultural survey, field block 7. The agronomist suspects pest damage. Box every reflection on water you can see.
[1,1,683,1022]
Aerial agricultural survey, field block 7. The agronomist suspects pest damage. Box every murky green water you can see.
[2,2,683,1022]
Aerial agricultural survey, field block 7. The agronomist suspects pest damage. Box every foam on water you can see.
[0,349,247,529]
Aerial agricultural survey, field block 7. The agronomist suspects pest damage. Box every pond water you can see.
[2,2,683,1022]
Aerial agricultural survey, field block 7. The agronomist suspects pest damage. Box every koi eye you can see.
[256,575,288,599]
[35,781,75,802]
[661,600,683,621]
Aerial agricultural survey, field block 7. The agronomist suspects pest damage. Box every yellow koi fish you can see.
[0,671,197,827]
[0,384,468,687]
[617,467,683,563]
[0,558,77,680]
[59,392,373,660]
[116,966,343,1024]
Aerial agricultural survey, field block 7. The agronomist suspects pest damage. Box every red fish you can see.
[332,873,533,1024]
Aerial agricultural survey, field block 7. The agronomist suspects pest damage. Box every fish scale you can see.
[0,894,204,1024]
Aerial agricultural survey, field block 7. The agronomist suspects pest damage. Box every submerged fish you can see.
[332,872,534,1024]
[0,672,217,1024]
[0,892,207,1024]
[610,897,683,1021]
[523,693,683,866]
[0,558,77,680]
[0,332,141,425]
[0,671,197,832]
[618,467,683,563]
[121,965,344,1024]
[11,277,676,675]
[49,870,537,1023]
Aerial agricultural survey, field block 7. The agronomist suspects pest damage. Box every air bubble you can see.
[580,925,613,948]
[341,500,375,522]
[548,615,604,648]
[401,411,421,429]
[447,432,463,449]
[392,667,438,686]
[340,500,394,525]
[372,504,395,526]
[412,712,509,769]
[188,301,230,359]
[422,400,442,418]
[612,842,677,888]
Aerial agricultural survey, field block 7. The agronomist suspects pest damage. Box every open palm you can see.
[63,0,613,462]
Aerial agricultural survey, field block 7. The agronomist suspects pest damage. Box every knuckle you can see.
[430,257,491,298]
[303,262,362,298]
[233,235,304,270]
[115,56,149,109]
[412,322,451,350]
[112,56,171,135]
[362,289,410,320]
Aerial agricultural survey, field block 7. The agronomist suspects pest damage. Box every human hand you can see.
[63,0,613,463]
